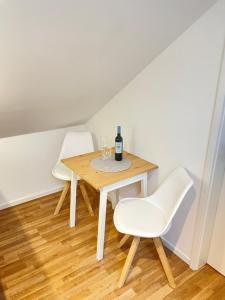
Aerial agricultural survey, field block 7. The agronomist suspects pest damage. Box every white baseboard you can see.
[0,186,64,210]
[162,236,190,265]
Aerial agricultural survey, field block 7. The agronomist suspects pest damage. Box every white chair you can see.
[114,167,193,288]
[53,131,94,216]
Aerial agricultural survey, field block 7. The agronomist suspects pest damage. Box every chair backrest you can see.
[152,167,193,229]
[58,131,94,160]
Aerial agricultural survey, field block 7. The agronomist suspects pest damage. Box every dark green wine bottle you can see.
[115,126,123,161]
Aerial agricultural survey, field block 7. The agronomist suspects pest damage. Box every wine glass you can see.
[99,136,111,160]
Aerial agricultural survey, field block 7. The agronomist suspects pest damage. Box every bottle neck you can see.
[117,126,121,135]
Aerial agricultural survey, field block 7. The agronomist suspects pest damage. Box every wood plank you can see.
[0,192,224,299]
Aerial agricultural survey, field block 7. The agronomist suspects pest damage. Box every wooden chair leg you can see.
[118,236,140,288]
[153,237,176,288]
[118,234,131,248]
[86,182,98,197]
[54,181,70,215]
[79,181,94,216]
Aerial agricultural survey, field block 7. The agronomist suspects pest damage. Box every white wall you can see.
[87,0,225,263]
[0,125,85,209]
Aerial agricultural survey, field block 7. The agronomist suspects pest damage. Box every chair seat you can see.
[114,198,168,238]
[52,161,80,181]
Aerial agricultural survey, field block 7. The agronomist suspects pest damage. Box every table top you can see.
[62,150,158,190]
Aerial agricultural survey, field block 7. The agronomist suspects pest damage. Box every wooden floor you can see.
[0,188,225,300]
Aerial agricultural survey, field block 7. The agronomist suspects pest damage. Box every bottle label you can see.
[115,142,123,154]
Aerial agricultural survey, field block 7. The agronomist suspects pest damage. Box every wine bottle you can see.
[115,126,123,161]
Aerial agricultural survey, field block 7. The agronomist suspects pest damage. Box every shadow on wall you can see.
[90,132,99,150]
[163,186,195,257]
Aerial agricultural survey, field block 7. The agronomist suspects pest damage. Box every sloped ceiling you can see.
[0,0,218,138]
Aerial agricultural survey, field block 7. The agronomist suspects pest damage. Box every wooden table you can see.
[62,150,158,260]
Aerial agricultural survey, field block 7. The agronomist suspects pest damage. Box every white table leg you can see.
[141,172,148,197]
[70,171,77,228]
[110,189,119,209]
[97,191,108,260]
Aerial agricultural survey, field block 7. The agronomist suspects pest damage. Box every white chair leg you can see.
[118,236,140,288]
[54,181,70,215]
[153,237,176,288]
